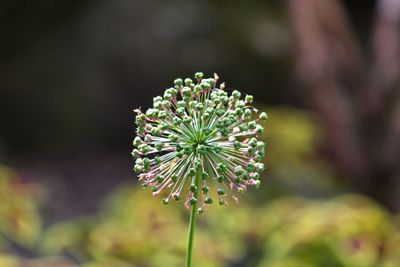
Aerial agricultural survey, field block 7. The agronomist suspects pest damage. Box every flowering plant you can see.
[132,72,267,267]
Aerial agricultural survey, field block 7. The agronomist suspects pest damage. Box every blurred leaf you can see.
[0,166,42,248]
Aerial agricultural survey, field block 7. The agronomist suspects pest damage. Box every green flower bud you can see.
[168,134,178,142]
[194,85,202,92]
[156,175,165,183]
[201,82,211,89]
[195,159,202,170]
[184,146,193,155]
[176,107,186,116]
[217,163,227,174]
[255,125,264,134]
[235,108,244,116]
[195,103,204,111]
[135,114,145,123]
[163,93,172,100]
[151,186,159,192]
[259,112,268,120]
[182,86,192,97]
[216,109,225,116]
[196,145,207,154]
[235,100,245,108]
[248,121,256,129]
[146,108,159,117]
[245,94,253,103]
[232,90,241,99]
[183,116,192,123]
[190,184,197,193]
[174,78,183,86]
[213,97,221,105]
[139,144,149,154]
[153,96,163,102]
[151,127,161,136]
[172,117,182,125]
[158,111,167,119]
[244,108,252,117]
[188,168,196,177]
[162,198,169,205]
[247,163,255,172]
[247,147,256,156]
[154,156,161,166]
[133,137,142,147]
[134,164,143,173]
[256,163,265,172]
[206,78,215,87]
[233,141,242,150]
[162,100,170,107]
[171,174,178,182]
[143,158,150,167]
[239,124,248,131]
[249,138,257,147]
[184,78,193,86]
[195,72,204,80]
[213,145,222,153]
[189,197,197,205]
[205,196,213,204]
[202,186,209,194]
[154,101,162,109]
[253,172,260,180]
[131,149,140,158]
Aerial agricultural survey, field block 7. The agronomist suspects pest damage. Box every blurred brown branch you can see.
[288,0,400,211]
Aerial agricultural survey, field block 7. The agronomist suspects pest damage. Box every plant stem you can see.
[185,171,200,267]
[185,197,197,267]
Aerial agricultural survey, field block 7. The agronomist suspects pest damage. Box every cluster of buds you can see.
[132,72,267,213]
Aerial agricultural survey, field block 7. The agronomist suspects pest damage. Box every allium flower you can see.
[132,72,267,213]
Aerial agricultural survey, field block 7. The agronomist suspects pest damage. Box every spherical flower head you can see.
[132,72,267,212]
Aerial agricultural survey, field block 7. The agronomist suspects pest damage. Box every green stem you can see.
[185,197,197,267]
[185,171,200,267]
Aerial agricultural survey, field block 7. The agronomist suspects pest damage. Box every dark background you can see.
[2,0,400,266]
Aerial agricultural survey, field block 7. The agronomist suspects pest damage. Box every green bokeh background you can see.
[2,1,399,266]
[2,107,400,267]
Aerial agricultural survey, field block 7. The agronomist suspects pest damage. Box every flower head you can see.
[132,72,267,212]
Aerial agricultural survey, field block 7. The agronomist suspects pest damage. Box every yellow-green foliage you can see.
[37,184,400,267]
[259,106,321,168]
[0,166,42,248]
[2,107,400,267]
[259,195,400,267]
[257,106,339,197]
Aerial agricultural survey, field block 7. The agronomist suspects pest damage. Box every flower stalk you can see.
[185,170,200,267]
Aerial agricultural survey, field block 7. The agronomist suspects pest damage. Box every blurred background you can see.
[1,0,400,266]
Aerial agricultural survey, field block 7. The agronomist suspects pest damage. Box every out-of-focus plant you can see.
[255,106,340,201]
[0,166,42,248]
[258,195,400,267]
[2,105,400,267]
[39,185,400,267]
[131,72,267,266]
